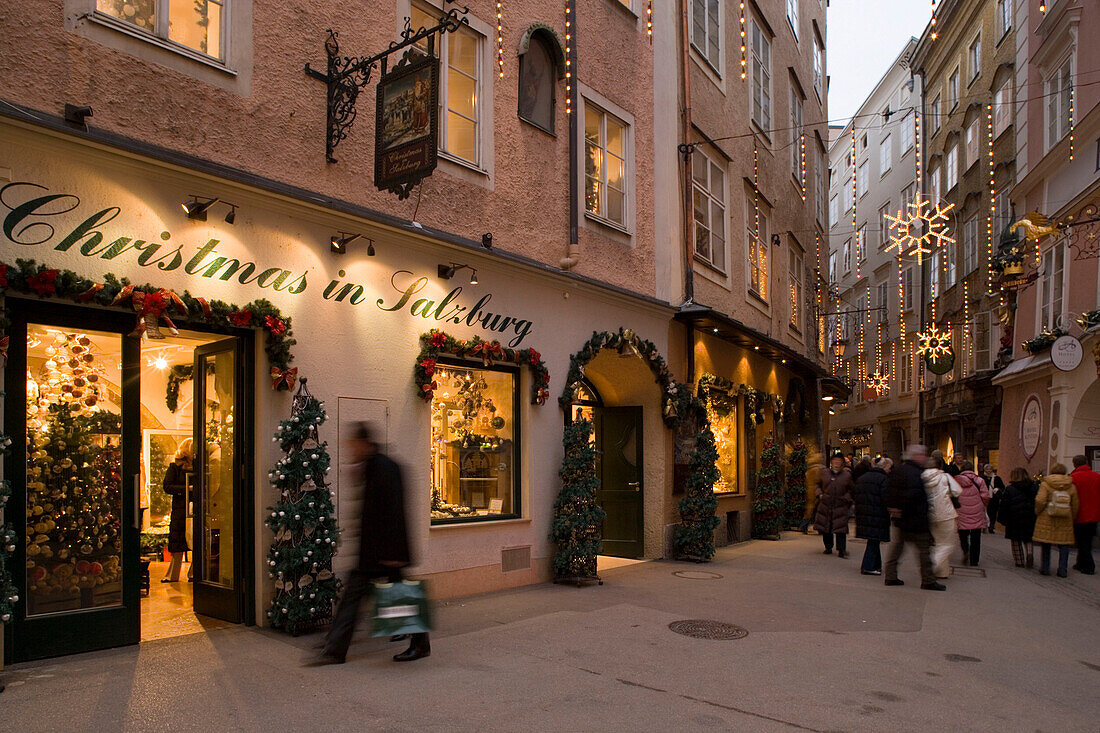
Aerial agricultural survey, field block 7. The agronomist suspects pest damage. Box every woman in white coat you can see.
[923,457,963,578]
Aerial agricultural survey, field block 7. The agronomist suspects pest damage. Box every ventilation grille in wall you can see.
[501,546,532,573]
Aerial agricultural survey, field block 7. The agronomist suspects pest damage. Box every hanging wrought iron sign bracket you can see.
[304,4,469,164]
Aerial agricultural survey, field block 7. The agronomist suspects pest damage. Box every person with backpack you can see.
[998,467,1038,568]
[1033,464,1080,578]
[955,461,990,566]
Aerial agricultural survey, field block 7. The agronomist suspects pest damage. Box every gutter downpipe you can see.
[561,0,581,269]
[679,0,695,303]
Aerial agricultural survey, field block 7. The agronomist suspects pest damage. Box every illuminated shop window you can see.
[430,363,519,522]
[705,389,739,494]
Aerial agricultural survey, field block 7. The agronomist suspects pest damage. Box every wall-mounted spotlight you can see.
[330,232,361,254]
[182,196,219,221]
[438,263,478,285]
[224,204,237,224]
[481,233,493,249]
[64,103,93,131]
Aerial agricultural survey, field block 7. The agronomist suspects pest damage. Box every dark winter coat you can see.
[163,461,191,553]
[997,479,1038,542]
[358,452,412,574]
[852,467,892,542]
[814,468,854,535]
[887,459,930,534]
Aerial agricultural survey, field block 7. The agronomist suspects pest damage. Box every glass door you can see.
[5,302,140,663]
[192,338,243,622]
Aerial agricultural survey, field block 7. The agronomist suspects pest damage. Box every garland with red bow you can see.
[415,329,549,405]
[0,258,297,390]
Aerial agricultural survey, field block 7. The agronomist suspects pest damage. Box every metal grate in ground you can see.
[668,620,748,640]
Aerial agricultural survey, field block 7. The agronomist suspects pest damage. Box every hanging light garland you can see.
[1069,85,1075,161]
[1039,1,1046,14]
[962,278,971,378]
[496,2,504,78]
[852,127,859,278]
[647,1,652,40]
[753,136,761,284]
[740,1,747,80]
[918,323,952,358]
[816,232,825,352]
[930,0,938,41]
[987,102,996,296]
[800,129,807,201]
[564,3,572,115]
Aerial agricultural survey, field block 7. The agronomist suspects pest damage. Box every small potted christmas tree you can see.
[674,426,721,561]
[550,418,605,585]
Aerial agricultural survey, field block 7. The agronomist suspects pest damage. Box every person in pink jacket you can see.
[955,460,991,566]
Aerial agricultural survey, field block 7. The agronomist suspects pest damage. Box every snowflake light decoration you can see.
[917,324,952,358]
[884,197,956,265]
[867,370,890,395]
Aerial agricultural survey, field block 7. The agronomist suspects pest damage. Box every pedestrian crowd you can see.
[805,446,1100,589]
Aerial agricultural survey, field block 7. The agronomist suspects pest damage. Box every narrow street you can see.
[4,533,1098,733]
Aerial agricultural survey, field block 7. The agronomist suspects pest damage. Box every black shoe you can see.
[393,646,430,662]
[921,582,947,591]
[1080,569,1096,575]
[1057,570,1068,578]
[303,652,345,667]
[837,551,848,559]
[884,579,904,586]
[1040,570,1051,576]
[861,570,882,575]
[823,549,832,555]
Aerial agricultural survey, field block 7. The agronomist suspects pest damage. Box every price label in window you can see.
[488,498,504,515]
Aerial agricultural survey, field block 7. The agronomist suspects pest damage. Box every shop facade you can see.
[0,117,676,663]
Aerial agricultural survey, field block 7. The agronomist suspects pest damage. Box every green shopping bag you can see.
[370,580,432,637]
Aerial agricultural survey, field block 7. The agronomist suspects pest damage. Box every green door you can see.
[5,301,141,663]
[595,406,643,558]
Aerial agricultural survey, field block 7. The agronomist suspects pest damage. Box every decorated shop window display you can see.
[698,375,739,494]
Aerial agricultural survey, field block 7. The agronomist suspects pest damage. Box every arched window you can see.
[518,32,557,133]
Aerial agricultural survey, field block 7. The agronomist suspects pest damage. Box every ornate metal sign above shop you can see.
[1020,394,1042,461]
[375,51,440,199]
[1051,334,1083,372]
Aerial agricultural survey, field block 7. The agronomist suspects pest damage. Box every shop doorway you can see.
[5,300,253,663]
[594,406,644,558]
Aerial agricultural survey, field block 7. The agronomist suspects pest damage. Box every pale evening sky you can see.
[826,0,936,124]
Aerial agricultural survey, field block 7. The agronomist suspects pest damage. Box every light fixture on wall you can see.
[181,196,220,221]
[438,263,478,285]
[330,232,361,254]
[224,205,237,224]
[822,395,835,402]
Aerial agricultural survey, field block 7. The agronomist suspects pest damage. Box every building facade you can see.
[0,0,676,664]
[993,0,1100,475]
[655,0,834,545]
[911,0,1017,468]
[827,39,922,460]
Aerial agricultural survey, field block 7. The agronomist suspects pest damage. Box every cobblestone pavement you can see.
[3,532,1099,732]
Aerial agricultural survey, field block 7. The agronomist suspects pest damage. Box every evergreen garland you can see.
[784,442,809,529]
[673,425,721,561]
[550,418,605,583]
[264,379,341,634]
[752,436,784,540]
[0,431,15,622]
[415,329,549,405]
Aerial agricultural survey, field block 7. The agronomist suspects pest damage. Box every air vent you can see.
[501,545,531,573]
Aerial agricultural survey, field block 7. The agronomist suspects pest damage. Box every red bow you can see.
[0,336,8,365]
[78,283,103,301]
[26,269,59,296]
[536,387,549,405]
[270,366,298,391]
[419,358,437,377]
[264,315,287,336]
[528,348,541,365]
[420,380,438,401]
[196,297,212,319]
[471,341,504,366]
[113,286,185,339]
[228,309,252,327]
[428,331,448,349]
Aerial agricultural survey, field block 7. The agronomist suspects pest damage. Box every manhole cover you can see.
[668,620,748,640]
[949,566,987,578]
[673,570,724,580]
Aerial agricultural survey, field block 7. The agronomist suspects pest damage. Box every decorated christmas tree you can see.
[752,436,784,540]
[265,378,341,634]
[674,426,721,561]
[784,441,809,529]
[550,418,605,583]
[1,465,17,624]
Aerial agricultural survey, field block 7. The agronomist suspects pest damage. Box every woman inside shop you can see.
[162,439,193,583]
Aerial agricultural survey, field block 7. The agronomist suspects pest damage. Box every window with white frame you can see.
[879,202,891,248]
[901,112,914,152]
[412,3,483,167]
[945,145,958,190]
[880,134,892,174]
[965,119,979,170]
[963,214,980,274]
[95,0,227,60]
[828,251,837,283]
[994,76,1012,136]
[930,96,941,133]
[693,146,727,271]
[751,20,772,131]
[973,311,992,371]
[903,266,914,310]
[843,238,852,273]
[691,0,721,70]
[789,247,804,331]
[829,194,839,227]
[901,182,915,208]
[997,0,1012,38]
[857,224,867,262]
[790,89,803,174]
[584,102,629,227]
[930,163,942,203]
[876,281,889,323]
[1040,243,1065,330]
[813,39,823,98]
[857,160,869,197]
[900,346,913,393]
[968,35,981,83]
[855,294,866,335]
[994,187,1012,234]
[949,68,960,110]
[786,0,799,39]
[747,205,769,300]
[1046,58,1073,151]
[930,250,941,299]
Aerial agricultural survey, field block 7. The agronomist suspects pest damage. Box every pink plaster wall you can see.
[0,0,655,296]
[996,374,1051,475]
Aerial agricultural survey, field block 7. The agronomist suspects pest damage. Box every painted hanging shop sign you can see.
[0,182,536,346]
[375,52,440,199]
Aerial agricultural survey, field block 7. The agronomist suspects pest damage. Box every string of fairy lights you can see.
[739,1,748,80]
[496,2,504,78]
[564,3,572,116]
